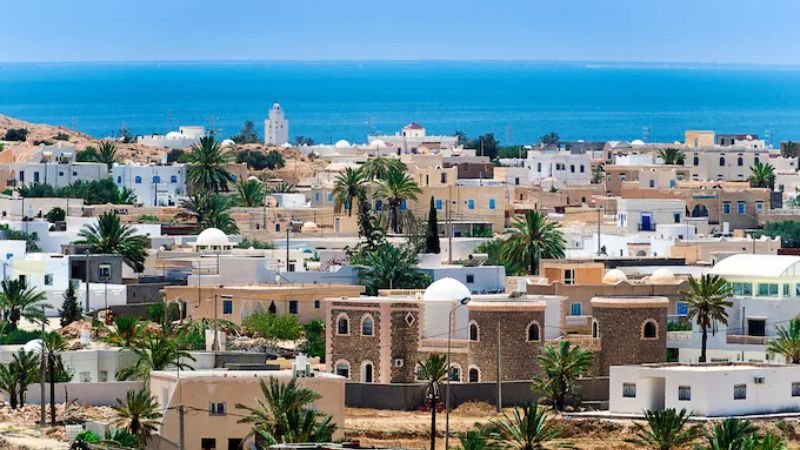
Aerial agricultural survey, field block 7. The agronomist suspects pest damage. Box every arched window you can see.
[336,313,350,335]
[468,321,479,341]
[527,321,541,342]
[134,176,142,184]
[334,360,350,379]
[361,361,374,383]
[152,175,161,183]
[268,301,277,314]
[171,175,178,183]
[361,314,374,337]
[719,157,726,167]
[642,320,658,339]
[693,156,699,166]
[116,176,122,184]
[468,367,480,383]
[737,157,744,167]
[592,320,600,339]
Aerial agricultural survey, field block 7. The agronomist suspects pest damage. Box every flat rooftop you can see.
[151,369,342,380]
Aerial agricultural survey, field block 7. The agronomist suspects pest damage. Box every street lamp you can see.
[444,296,470,449]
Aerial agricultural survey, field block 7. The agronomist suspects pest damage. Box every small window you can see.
[785,284,791,297]
[44,274,53,286]
[623,383,636,398]
[537,162,542,172]
[527,322,541,342]
[737,201,746,215]
[792,382,800,397]
[468,199,475,210]
[361,316,374,336]
[649,179,655,188]
[209,402,226,416]
[134,176,142,184]
[79,372,91,383]
[719,157,726,166]
[152,175,161,183]
[673,212,680,223]
[335,362,350,379]
[116,176,122,184]
[758,283,779,297]
[435,199,443,210]
[737,156,744,166]
[327,193,333,202]
[734,384,747,400]
[468,367,480,383]
[642,320,658,339]
[570,164,575,173]
[222,299,233,315]
[337,315,349,335]
[731,282,753,296]
[755,201,764,213]
[466,274,475,284]
[570,303,582,316]
[448,366,461,382]
[201,438,216,450]
[676,302,689,316]
[693,156,699,166]
[723,202,731,215]
[441,173,448,184]
[469,322,479,341]
[580,165,585,173]
[98,370,108,382]
[564,269,575,285]
[98,263,111,280]
[488,198,496,210]
[314,300,321,309]
[289,300,298,314]
[171,175,178,183]
[678,385,691,401]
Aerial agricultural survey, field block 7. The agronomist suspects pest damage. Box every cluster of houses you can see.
[4,109,800,448]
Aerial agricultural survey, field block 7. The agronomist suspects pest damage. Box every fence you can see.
[4,381,144,406]
[346,377,609,410]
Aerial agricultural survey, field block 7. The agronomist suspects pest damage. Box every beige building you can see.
[685,130,716,148]
[150,369,345,450]
[164,284,365,325]
[669,235,781,264]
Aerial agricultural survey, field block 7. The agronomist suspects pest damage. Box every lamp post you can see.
[444,296,470,449]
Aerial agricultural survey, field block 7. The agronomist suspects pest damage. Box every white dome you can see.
[196,228,229,247]
[281,142,292,148]
[648,268,676,284]
[602,269,628,284]
[334,139,351,149]
[165,131,183,139]
[247,176,260,181]
[221,139,236,147]
[423,277,471,302]
[631,139,646,146]
[301,221,319,232]
[370,139,387,149]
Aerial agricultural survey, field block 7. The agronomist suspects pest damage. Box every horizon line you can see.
[2,58,800,69]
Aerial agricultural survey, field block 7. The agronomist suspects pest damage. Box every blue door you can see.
[641,214,652,231]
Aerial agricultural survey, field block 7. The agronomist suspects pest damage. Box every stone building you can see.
[325,278,668,383]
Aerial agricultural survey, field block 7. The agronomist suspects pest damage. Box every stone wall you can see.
[468,309,545,381]
[594,305,667,375]
[390,304,421,382]
[328,302,382,382]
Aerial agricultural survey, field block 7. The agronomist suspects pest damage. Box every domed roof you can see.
[196,228,229,246]
[631,139,646,146]
[165,131,183,139]
[334,139,351,149]
[370,139,387,149]
[648,268,676,284]
[221,139,236,147]
[280,142,292,148]
[423,277,471,302]
[247,175,260,181]
[602,269,628,284]
[301,221,319,232]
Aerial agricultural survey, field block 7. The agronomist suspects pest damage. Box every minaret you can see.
[264,103,289,145]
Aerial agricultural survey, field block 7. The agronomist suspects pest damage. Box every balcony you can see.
[726,335,768,345]
[638,223,656,231]
[563,315,592,332]
[549,334,601,351]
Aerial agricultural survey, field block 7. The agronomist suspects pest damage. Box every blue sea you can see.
[2,61,800,145]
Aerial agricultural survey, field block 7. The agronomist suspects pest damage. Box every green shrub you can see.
[74,431,100,443]
[243,312,301,343]
[4,128,28,142]
[301,320,325,361]
[147,303,180,324]
[0,328,46,345]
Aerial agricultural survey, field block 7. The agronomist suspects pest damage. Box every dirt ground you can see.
[344,403,800,450]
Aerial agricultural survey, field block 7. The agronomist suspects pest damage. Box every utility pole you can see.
[178,404,185,450]
[286,226,291,272]
[84,257,90,312]
[496,321,502,413]
[212,294,219,351]
[596,208,601,255]
[39,307,46,427]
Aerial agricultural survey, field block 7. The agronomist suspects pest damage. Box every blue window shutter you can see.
[468,199,475,210]
[435,199,443,210]
[488,199,496,209]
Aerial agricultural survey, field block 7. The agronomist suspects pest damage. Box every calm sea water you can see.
[1,61,800,145]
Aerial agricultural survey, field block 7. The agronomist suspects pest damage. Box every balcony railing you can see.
[549,334,601,351]
[666,331,692,343]
[638,223,656,231]
[564,315,592,329]
[726,335,768,345]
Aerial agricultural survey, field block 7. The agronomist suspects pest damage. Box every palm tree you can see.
[782,141,798,159]
[0,279,47,331]
[103,315,146,349]
[491,403,561,450]
[96,141,120,170]
[532,341,593,411]
[748,161,775,189]
[658,148,685,165]
[111,389,163,446]
[234,178,265,208]
[236,377,336,444]
[77,211,147,272]
[332,167,365,216]
[632,408,700,450]
[682,274,733,363]
[742,432,787,450]
[417,354,448,450]
[591,163,605,184]
[501,210,565,275]
[539,132,560,147]
[266,181,297,194]
[12,349,39,407]
[456,429,490,450]
[116,334,195,382]
[767,319,800,364]
[703,418,757,450]
[43,332,68,425]
[360,157,406,181]
[186,136,233,193]
[0,363,18,409]
[357,244,430,295]
[375,166,421,233]
[179,191,239,234]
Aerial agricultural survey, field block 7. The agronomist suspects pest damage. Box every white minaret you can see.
[264,103,289,146]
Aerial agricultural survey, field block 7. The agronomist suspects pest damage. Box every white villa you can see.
[137,126,206,149]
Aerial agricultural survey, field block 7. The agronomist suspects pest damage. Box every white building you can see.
[610,363,800,417]
[525,150,592,188]
[368,122,458,154]
[417,254,505,294]
[616,198,686,233]
[137,126,206,149]
[264,103,289,146]
[7,160,107,188]
[112,164,187,206]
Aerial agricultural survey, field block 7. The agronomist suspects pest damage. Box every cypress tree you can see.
[425,196,441,254]
[59,282,82,326]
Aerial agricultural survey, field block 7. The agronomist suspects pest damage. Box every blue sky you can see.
[3,0,800,64]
